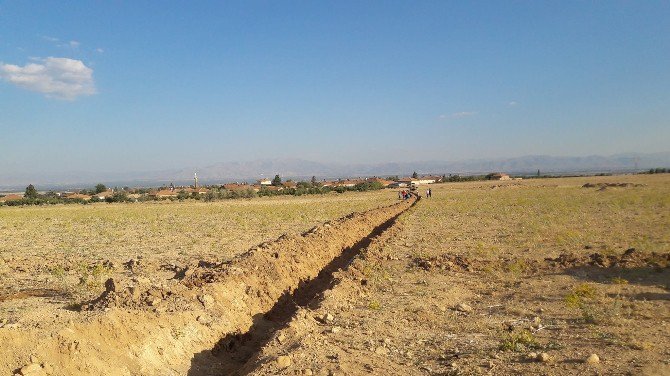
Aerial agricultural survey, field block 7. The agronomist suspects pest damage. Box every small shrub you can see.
[505,259,527,277]
[564,283,620,324]
[50,265,66,281]
[564,283,597,308]
[498,330,538,352]
[77,262,112,289]
[368,300,381,310]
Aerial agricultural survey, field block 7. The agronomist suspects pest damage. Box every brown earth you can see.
[0,195,416,375]
[1,174,669,375]
[238,176,670,376]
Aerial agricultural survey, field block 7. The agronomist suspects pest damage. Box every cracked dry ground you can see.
[241,176,670,376]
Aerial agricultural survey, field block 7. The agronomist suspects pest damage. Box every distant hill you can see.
[148,152,670,181]
[1,152,669,191]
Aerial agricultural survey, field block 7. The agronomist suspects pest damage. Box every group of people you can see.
[398,190,412,200]
[398,187,433,200]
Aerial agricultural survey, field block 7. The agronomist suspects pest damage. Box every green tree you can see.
[107,191,129,203]
[95,184,107,194]
[412,171,418,179]
[25,184,38,199]
[272,174,282,186]
[311,176,317,186]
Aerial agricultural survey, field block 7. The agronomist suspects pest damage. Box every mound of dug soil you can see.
[545,248,670,269]
[1,197,417,375]
[411,254,474,272]
[581,182,646,190]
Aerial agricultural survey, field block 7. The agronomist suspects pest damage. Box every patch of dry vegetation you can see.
[245,174,670,376]
[0,190,395,319]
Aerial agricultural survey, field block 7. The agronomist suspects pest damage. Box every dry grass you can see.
[0,190,396,311]
[247,174,670,375]
[412,174,670,260]
[0,190,395,261]
[2,174,669,375]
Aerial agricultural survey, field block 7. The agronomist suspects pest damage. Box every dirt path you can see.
[0,196,417,375]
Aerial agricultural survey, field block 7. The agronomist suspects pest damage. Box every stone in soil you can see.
[536,352,550,362]
[276,355,291,368]
[17,363,44,376]
[455,303,473,313]
[586,354,600,364]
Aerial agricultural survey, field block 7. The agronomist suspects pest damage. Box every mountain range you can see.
[1,152,669,191]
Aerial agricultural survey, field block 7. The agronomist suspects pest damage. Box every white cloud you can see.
[508,101,518,106]
[41,35,59,43]
[95,48,104,53]
[450,111,477,118]
[42,36,81,49]
[56,40,80,49]
[440,111,477,119]
[0,57,96,100]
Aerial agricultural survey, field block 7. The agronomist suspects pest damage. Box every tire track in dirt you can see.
[1,196,417,375]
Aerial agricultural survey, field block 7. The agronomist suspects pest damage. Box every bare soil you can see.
[0,194,415,375]
[1,174,669,376]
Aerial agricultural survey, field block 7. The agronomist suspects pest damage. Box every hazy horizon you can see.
[2,2,669,178]
[2,151,670,191]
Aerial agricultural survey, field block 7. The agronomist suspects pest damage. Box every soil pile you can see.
[0,197,416,375]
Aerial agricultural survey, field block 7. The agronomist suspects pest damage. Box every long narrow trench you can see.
[187,197,418,376]
[0,195,418,375]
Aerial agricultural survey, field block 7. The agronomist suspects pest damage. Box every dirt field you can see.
[0,191,396,339]
[246,174,670,376]
[1,175,668,375]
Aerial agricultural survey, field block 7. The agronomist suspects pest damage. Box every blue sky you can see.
[1,1,669,176]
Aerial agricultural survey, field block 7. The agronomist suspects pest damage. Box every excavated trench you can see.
[187,201,414,375]
[1,195,417,375]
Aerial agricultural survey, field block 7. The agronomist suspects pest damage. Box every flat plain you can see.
[248,174,670,375]
[0,190,396,319]
[1,174,668,375]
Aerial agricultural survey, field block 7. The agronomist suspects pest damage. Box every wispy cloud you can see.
[41,35,60,43]
[41,35,81,49]
[0,57,96,100]
[508,101,518,106]
[440,111,477,120]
